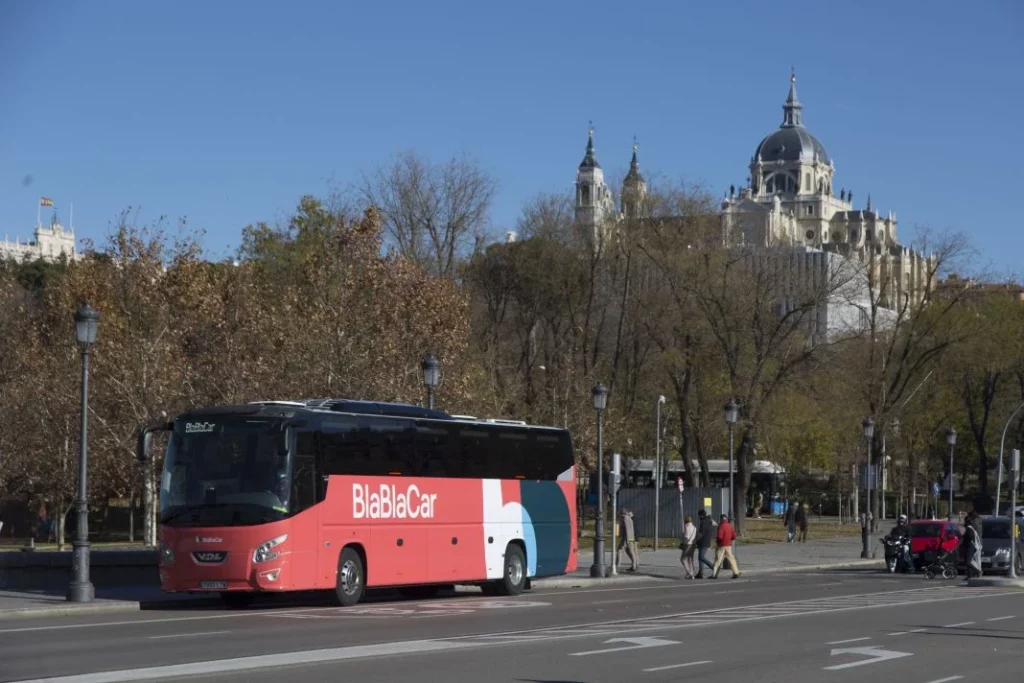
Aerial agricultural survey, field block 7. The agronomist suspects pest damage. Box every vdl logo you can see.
[192,551,227,564]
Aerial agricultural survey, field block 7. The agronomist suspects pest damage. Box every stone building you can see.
[720,71,934,309]
[0,214,78,263]
[572,71,935,336]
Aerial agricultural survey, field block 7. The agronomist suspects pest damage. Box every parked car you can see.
[979,515,1024,574]
[909,520,964,570]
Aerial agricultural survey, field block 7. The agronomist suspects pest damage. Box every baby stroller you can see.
[922,538,961,580]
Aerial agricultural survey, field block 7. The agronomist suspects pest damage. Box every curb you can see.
[966,576,1024,588]
[531,574,667,589]
[530,559,884,589]
[0,600,142,620]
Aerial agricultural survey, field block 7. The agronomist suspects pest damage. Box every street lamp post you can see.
[996,402,1024,515]
[68,302,99,603]
[654,395,665,551]
[421,353,440,410]
[724,401,739,521]
[590,383,608,578]
[946,427,957,521]
[862,418,874,559]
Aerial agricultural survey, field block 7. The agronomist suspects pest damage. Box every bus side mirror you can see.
[136,430,152,463]
[137,422,172,462]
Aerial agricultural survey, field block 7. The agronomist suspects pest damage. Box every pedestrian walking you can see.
[796,502,809,543]
[616,508,639,572]
[963,511,983,580]
[783,498,797,542]
[711,513,741,579]
[694,509,715,579]
[679,515,698,579]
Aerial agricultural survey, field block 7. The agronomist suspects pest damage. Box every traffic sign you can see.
[932,482,940,496]
[677,476,684,492]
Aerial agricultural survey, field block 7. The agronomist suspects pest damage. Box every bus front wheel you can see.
[495,543,527,596]
[334,546,365,607]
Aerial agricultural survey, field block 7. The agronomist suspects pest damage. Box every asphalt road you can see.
[2,570,1022,682]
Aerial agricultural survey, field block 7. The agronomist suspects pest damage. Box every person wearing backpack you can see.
[694,509,715,579]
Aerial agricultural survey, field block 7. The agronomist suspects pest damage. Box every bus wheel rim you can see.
[341,560,361,594]
[508,553,523,586]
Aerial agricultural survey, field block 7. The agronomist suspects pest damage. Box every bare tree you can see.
[641,193,861,533]
[359,151,498,278]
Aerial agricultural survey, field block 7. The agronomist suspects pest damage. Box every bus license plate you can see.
[200,581,227,590]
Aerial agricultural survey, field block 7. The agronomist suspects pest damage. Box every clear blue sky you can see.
[1,1,1022,277]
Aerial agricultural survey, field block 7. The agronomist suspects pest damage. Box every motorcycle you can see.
[882,533,912,573]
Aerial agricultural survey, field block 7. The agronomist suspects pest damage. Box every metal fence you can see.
[616,487,729,541]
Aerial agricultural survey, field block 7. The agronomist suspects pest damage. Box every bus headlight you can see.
[253,534,287,564]
[159,541,175,566]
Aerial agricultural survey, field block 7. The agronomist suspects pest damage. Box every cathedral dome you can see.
[753,72,830,165]
[755,126,830,165]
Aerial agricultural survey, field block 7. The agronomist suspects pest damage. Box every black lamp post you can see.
[68,302,99,603]
[421,353,440,410]
[590,382,608,578]
[861,417,874,559]
[724,400,739,521]
[946,427,957,521]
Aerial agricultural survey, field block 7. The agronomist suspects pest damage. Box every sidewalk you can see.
[0,585,218,620]
[536,535,884,588]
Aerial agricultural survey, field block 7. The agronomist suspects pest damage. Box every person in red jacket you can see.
[711,513,741,579]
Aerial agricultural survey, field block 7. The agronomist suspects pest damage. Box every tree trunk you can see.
[733,427,755,536]
[142,459,154,547]
[56,504,68,550]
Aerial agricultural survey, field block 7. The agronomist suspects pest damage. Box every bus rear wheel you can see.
[494,543,527,596]
[334,546,365,607]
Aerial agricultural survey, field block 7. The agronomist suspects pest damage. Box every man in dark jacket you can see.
[694,509,715,579]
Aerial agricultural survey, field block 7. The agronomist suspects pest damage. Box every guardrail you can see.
[0,550,159,591]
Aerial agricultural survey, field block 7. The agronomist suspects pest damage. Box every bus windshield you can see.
[159,417,292,527]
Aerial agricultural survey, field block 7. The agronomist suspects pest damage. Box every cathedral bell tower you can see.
[621,137,647,219]
[575,122,615,248]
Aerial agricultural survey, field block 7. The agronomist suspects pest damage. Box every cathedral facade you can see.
[572,72,934,334]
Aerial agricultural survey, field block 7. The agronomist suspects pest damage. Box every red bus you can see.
[137,398,578,607]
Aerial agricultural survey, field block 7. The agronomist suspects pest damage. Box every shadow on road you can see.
[138,585,499,612]
[901,626,1024,641]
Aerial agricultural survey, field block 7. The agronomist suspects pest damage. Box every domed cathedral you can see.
[722,70,934,307]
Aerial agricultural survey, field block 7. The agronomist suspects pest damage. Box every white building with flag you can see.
[0,196,78,263]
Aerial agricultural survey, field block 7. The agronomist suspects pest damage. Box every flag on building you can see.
[40,197,53,207]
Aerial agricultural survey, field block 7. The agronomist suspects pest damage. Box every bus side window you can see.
[320,419,376,477]
[459,429,490,478]
[495,429,527,479]
[417,424,455,477]
[368,418,419,475]
[293,430,318,511]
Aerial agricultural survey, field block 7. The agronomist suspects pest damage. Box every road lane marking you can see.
[923,677,963,683]
[643,660,712,672]
[943,621,975,628]
[887,627,928,636]
[824,645,912,671]
[531,579,750,597]
[0,606,325,635]
[147,630,231,640]
[826,637,870,644]
[9,639,475,683]
[569,636,679,656]
[987,615,1015,621]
